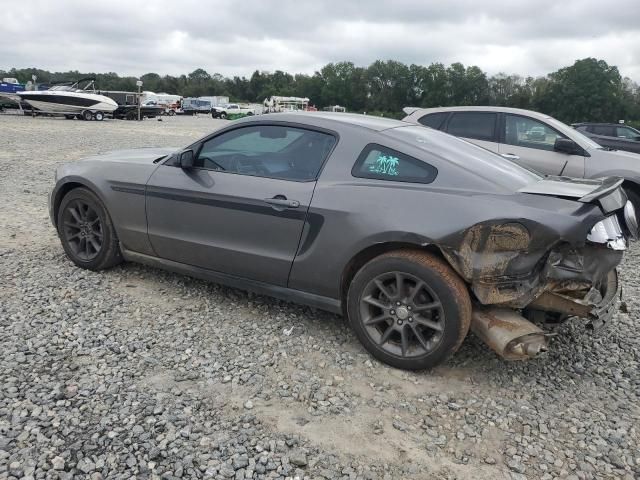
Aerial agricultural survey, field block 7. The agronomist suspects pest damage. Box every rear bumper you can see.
[528,268,620,330]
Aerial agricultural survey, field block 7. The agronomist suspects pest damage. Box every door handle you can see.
[501,153,520,160]
[264,196,300,209]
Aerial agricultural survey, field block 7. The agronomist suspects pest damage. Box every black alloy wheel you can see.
[61,199,103,261]
[347,250,471,370]
[57,188,122,270]
[359,271,445,358]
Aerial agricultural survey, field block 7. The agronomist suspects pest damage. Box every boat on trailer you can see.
[16,78,118,120]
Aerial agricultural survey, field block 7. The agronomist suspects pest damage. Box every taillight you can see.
[587,215,626,250]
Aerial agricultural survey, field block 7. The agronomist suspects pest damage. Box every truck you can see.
[210,103,257,119]
[180,97,212,115]
[99,90,164,120]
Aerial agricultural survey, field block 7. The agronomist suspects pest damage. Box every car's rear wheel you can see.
[347,250,471,370]
[57,188,122,270]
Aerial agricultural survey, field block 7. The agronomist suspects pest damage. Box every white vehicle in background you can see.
[263,96,312,113]
[210,103,256,119]
[199,96,229,108]
[141,91,182,115]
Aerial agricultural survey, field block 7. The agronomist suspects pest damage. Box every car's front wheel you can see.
[57,188,122,271]
[347,250,472,370]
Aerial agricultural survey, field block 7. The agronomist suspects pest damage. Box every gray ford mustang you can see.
[50,113,637,370]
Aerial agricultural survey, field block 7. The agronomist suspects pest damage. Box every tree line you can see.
[3,57,639,125]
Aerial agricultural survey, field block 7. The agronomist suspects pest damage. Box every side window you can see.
[446,112,497,141]
[616,126,640,140]
[352,144,437,184]
[592,125,614,136]
[418,112,448,130]
[504,115,566,152]
[195,125,336,181]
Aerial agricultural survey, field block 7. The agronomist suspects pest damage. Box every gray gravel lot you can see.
[1,114,639,480]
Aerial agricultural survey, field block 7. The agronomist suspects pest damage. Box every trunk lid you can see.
[518,175,626,213]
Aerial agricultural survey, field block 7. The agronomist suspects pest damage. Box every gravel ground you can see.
[0,114,639,480]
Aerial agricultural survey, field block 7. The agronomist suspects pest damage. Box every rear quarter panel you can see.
[288,128,603,300]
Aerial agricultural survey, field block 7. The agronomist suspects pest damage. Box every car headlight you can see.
[623,200,638,239]
[587,215,626,250]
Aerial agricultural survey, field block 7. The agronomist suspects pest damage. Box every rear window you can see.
[418,112,448,130]
[447,112,497,141]
[352,144,437,184]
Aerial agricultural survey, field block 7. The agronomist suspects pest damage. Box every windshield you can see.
[48,85,75,92]
[387,125,542,190]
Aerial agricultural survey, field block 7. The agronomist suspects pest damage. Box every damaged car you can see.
[49,113,637,370]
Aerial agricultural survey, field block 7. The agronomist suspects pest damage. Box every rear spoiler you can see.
[402,106,420,115]
[519,176,626,213]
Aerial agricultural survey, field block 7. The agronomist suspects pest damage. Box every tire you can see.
[94,112,104,121]
[57,188,122,271]
[64,114,74,120]
[624,187,640,217]
[125,111,137,121]
[246,111,254,116]
[220,112,227,119]
[347,250,472,370]
[82,110,93,121]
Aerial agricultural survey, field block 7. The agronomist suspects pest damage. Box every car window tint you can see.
[446,112,496,141]
[196,125,336,181]
[418,112,448,130]
[617,126,640,140]
[504,115,566,152]
[592,125,614,136]
[352,144,437,184]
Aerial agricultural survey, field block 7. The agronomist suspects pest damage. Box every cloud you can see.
[1,0,639,80]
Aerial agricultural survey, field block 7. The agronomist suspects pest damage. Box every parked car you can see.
[211,103,255,119]
[526,126,547,141]
[573,123,640,155]
[112,103,164,120]
[403,106,640,210]
[49,113,636,370]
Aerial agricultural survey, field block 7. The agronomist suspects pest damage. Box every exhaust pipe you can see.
[471,307,548,360]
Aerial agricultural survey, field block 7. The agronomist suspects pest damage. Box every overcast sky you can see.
[2,0,639,81]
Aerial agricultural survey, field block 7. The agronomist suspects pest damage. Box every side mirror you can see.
[179,150,194,169]
[554,138,582,155]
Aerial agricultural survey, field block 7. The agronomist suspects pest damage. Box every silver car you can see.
[403,106,640,209]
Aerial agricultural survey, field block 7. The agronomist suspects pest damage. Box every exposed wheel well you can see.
[339,242,448,313]
[53,182,86,227]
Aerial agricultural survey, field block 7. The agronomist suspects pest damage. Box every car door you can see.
[614,126,640,154]
[444,111,500,153]
[145,124,337,286]
[498,114,585,177]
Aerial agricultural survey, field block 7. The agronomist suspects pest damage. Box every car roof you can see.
[572,122,622,127]
[404,105,555,121]
[237,111,409,132]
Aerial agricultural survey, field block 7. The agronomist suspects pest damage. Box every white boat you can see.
[16,78,118,119]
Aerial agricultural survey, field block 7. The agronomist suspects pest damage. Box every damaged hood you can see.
[519,176,625,212]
